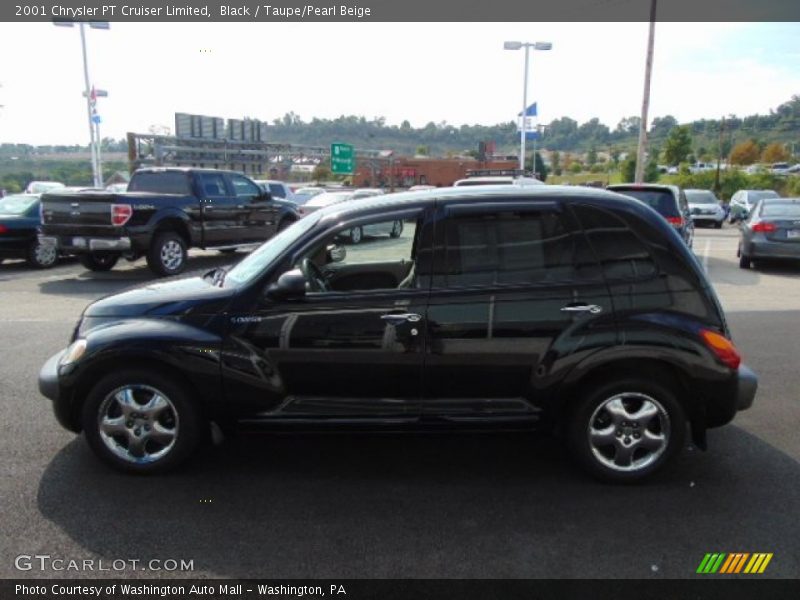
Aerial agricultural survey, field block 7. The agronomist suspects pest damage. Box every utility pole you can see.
[714,116,725,194]
[634,0,657,183]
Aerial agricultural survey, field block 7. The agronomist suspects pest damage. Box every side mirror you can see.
[327,244,346,263]
[267,268,306,299]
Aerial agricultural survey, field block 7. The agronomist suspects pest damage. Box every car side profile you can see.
[39,186,757,482]
[0,194,59,268]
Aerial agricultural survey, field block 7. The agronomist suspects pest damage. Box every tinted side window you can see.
[199,173,228,197]
[572,204,658,280]
[438,210,578,287]
[128,172,191,195]
[268,183,285,198]
[231,175,261,199]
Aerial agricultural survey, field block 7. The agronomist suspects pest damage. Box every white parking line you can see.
[702,239,711,274]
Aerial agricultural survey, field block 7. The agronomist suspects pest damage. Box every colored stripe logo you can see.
[697,553,773,574]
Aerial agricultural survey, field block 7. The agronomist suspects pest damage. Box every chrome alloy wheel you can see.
[97,385,179,464]
[33,241,57,267]
[587,393,671,473]
[160,240,184,271]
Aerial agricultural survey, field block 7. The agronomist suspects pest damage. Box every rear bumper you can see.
[702,363,758,428]
[736,363,758,411]
[745,238,800,260]
[39,234,132,253]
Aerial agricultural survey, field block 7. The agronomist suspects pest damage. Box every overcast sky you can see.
[0,21,798,146]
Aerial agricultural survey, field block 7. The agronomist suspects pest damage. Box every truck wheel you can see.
[82,368,202,474]
[80,253,119,272]
[147,232,187,277]
[27,239,57,269]
[277,218,294,232]
[567,378,686,483]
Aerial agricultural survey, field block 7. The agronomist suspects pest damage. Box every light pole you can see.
[504,40,552,173]
[54,20,109,187]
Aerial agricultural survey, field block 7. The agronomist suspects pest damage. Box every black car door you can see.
[230,174,277,241]
[422,199,614,419]
[198,172,240,246]
[221,208,433,420]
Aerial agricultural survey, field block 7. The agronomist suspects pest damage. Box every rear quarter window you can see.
[128,172,192,195]
[571,204,658,280]
[613,189,680,218]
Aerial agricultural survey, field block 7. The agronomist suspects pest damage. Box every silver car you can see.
[729,189,779,223]
[300,190,403,244]
[738,197,800,269]
[685,189,725,228]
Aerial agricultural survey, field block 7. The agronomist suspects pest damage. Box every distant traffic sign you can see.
[331,143,355,174]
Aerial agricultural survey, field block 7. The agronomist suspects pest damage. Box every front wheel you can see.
[80,252,119,272]
[349,226,363,244]
[27,239,57,269]
[147,231,187,277]
[82,369,203,474]
[567,378,686,482]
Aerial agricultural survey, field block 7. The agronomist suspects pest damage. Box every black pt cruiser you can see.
[39,185,758,482]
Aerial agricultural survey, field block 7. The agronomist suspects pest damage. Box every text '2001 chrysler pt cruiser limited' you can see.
[39,185,758,482]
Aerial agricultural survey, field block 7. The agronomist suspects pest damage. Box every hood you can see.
[85,275,237,318]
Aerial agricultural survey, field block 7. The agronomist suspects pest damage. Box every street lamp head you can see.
[534,42,553,51]
[504,41,523,50]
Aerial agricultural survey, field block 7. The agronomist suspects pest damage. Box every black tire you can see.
[349,226,363,244]
[739,254,751,269]
[80,252,119,272]
[277,218,294,232]
[147,231,187,277]
[566,378,686,483]
[714,220,723,229]
[390,220,403,238]
[81,368,203,474]
[27,239,57,269]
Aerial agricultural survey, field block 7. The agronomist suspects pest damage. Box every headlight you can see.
[59,339,87,366]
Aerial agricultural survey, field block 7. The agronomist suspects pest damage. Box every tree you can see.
[415,145,429,156]
[730,140,760,165]
[587,146,598,166]
[312,165,331,181]
[620,157,636,182]
[530,151,549,182]
[550,151,561,176]
[762,142,789,163]
[663,125,693,165]
[644,157,660,183]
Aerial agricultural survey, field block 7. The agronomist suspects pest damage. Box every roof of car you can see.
[315,184,651,224]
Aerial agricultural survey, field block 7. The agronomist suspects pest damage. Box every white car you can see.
[729,189,780,222]
[254,180,294,201]
[685,189,725,228]
[453,175,543,187]
[25,181,65,194]
[300,190,400,243]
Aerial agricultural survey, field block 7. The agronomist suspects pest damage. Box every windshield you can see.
[761,203,800,218]
[0,194,38,215]
[685,191,718,204]
[614,189,680,217]
[224,213,321,286]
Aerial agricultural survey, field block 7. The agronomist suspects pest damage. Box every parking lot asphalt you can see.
[1,225,798,579]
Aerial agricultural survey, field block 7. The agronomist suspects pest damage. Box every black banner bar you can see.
[3,579,800,600]
[4,0,800,22]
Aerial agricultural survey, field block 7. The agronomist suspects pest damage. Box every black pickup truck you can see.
[39,168,300,276]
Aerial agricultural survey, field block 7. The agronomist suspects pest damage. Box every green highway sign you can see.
[331,142,355,174]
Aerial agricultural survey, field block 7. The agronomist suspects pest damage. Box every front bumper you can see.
[39,235,131,253]
[38,350,80,432]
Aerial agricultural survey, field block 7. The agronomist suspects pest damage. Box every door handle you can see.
[381,313,422,323]
[560,304,603,314]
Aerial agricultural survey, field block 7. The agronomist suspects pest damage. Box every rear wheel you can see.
[147,231,187,277]
[714,220,723,229]
[80,252,119,272]
[739,254,751,269]
[567,378,686,483]
[82,369,202,474]
[27,239,57,269]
